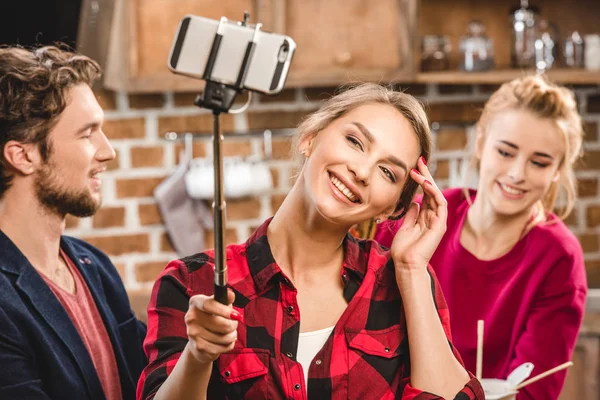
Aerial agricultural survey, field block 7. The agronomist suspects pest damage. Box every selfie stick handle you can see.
[211,111,228,305]
[194,16,261,305]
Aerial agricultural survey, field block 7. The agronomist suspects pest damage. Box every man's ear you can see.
[3,141,39,175]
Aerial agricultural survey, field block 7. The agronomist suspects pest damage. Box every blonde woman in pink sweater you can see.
[375,76,587,400]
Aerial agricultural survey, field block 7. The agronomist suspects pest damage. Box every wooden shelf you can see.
[416,69,600,85]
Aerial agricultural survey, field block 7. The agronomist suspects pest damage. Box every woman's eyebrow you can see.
[498,140,554,159]
[351,121,375,143]
[352,121,408,173]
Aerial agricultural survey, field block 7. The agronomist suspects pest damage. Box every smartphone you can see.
[168,15,296,95]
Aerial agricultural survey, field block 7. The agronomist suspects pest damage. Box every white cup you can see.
[247,157,273,196]
[185,158,214,199]
[225,158,252,198]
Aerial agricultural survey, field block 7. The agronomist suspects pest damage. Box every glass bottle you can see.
[564,31,585,68]
[421,35,451,71]
[510,0,540,68]
[459,20,495,71]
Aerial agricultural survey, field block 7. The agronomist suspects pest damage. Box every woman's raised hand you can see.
[185,289,241,364]
[390,157,448,274]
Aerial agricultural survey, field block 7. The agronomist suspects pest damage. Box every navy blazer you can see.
[0,230,147,399]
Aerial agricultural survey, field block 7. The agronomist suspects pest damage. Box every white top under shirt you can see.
[297,326,335,387]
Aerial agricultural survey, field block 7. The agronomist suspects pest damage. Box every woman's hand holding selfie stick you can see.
[186,289,243,365]
[154,289,243,400]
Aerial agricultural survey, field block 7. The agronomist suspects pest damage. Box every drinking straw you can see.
[514,361,573,390]
[476,320,484,380]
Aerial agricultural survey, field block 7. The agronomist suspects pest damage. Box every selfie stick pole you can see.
[194,14,260,305]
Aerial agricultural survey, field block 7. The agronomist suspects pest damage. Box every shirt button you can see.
[315,359,322,365]
[286,305,294,313]
[294,383,301,390]
[224,371,231,377]
[384,347,390,353]
[286,352,294,359]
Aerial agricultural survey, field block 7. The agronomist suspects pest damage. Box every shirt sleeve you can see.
[399,265,485,400]
[506,252,587,400]
[136,256,218,400]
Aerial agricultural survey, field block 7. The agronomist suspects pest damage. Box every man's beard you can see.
[34,162,101,218]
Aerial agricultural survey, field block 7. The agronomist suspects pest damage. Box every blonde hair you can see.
[465,75,584,221]
[294,83,432,219]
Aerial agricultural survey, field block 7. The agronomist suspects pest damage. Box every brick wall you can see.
[66,83,600,299]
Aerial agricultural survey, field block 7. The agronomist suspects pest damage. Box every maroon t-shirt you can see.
[41,249,122,400]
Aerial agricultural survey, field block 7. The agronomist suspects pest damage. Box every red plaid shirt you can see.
[137,219,484,399]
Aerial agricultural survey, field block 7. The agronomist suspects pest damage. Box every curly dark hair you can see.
[0,44,101,197]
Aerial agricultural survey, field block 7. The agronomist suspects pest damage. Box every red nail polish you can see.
[411,168,421,175]
[424,180,432,186]
[230,310,243,322]
[420,156,427,166]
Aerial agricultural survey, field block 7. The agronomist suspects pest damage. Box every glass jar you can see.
[421,35,451,72]
[459,20,495,71]
[584,34,600,70]
[534,20,558,71]
[564,31,585,68]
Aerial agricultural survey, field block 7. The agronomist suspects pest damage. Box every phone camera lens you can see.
[278,42,289,62]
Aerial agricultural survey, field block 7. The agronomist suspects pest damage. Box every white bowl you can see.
[481,378,518,400]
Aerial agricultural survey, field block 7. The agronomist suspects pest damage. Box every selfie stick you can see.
[194,14,261,305]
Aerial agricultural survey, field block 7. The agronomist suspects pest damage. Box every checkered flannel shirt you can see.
[137,218,484,399]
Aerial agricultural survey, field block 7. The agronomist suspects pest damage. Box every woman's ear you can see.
[3,141,39,175]
[298,134,316,157]
[388,206,405,221]
[385,198,406,221]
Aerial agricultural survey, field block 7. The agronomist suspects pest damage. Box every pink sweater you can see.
[374,188,587,400]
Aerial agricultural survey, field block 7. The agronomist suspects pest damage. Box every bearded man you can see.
[0,45,146,400]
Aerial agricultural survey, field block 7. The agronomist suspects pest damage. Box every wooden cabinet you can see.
[81,0,599,92]
[100,0,263,92]
[265,0,417,87]
[83,0,417,92]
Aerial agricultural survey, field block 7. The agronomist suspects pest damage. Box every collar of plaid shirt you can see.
[138,217,484,400]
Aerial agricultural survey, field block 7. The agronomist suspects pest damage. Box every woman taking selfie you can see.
[136,84,484,399]
[375,76,587,399]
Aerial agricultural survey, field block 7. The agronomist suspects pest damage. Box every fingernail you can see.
[411,168,421,175]
[424,180,432,185]
[420,156,427,166]
[230,310,243,322]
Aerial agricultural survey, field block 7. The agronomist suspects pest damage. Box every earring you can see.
[375,217,382,224]
[300,149,307,156]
